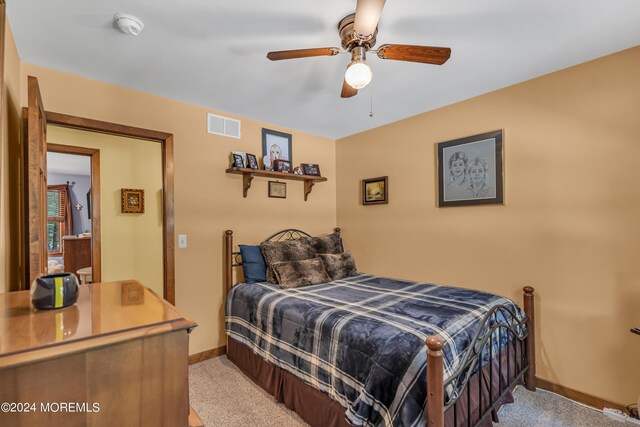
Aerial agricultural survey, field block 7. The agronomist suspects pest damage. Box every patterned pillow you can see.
[317,250,358,281]
[271,258,331,289]
[308,232,342,254]
[260,238,316,284]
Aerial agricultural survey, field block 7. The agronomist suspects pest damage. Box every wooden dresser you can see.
[0,281,197,426]
[62,235,91,277]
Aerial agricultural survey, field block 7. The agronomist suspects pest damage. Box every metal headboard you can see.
[224,228,340,293]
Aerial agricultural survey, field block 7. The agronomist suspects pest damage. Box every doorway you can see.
[46,144,100,285]
[24,76,176,303]
[47,126,164,297]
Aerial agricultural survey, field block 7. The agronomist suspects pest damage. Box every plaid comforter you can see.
[225,273,526,427]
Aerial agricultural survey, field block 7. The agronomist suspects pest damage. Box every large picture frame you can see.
[437,130,504,207]
[262,128,292,170]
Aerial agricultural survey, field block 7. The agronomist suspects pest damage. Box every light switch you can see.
[178,234,187,249]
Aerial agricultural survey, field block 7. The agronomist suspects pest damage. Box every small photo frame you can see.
[246,153,259,170]
[121,188,145,213]
[268,181,287,198]
[362,177,388,205]
[437,129,504,207]
[301,163,321,176]
[231,152,245,168]
[273,159,292,173]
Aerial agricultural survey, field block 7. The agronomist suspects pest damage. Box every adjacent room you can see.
[0,1,639,426]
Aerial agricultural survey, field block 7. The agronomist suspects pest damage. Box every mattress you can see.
[225,273,526,427]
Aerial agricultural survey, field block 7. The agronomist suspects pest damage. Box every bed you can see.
[224,228,536,427]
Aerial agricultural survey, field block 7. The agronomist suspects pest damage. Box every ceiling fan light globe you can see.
[345,62,372,90]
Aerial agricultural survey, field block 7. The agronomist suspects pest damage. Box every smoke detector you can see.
[113,13,144,36]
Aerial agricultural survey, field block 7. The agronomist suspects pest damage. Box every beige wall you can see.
[1,20,21,293]
[19,62,337,355]
[336,46,640,405]
[8,15,636,407]
[47,126,164,296]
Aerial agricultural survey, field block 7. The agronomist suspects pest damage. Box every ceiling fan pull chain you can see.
[369,80,374,118]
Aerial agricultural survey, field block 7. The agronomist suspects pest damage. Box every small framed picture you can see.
[273,159,292,173]
[121,188,145,213]
[246,153,259,170]
[231,152,245,168]
[268,181,287,198]
[362,177,388,205]
[301,163,321,176]
[437,129,504,207]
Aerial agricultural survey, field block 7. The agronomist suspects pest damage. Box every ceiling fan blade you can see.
[354,0,386,40]
[267,47,340,61]
[341,77,358,98]
[377,44,451,65]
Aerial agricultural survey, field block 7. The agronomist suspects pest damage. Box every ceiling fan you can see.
[266,0,451,98]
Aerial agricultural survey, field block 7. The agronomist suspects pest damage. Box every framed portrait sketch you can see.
[262,128,292,170]
[437,130,504,207]
[362,176,388,205]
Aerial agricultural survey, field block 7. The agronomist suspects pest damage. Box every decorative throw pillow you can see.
[260,238,316,283]
[317,250,358,281]
[239,245,266,283]
[271,258,331,289]
[308,232,343,255]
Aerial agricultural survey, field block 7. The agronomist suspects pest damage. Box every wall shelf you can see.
[226,167,327,201]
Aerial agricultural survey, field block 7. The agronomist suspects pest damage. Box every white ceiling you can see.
[47,152,91,176]
[7,1,640,139]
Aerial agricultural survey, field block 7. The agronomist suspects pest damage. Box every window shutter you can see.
[58,190,67,217]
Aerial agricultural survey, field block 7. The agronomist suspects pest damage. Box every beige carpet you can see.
[189,356,622,427]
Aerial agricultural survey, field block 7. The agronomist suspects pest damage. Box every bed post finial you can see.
[523,286,536,391]
[426,336,445,427]
[334,227,341,234]
[225,230,234,295]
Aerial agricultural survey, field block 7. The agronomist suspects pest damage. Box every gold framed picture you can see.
[121,188,145,213]
[268,181,287,199]
[362,176,388,205]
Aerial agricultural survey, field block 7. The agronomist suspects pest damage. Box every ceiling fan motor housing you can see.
[339,13,377,51]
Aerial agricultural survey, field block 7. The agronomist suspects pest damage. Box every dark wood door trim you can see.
[46,143,102,284]
[44,111,175,305]
[46,111,172,142]
[24,77,48,286]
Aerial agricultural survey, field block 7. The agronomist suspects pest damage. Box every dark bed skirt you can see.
[227,337,520,427]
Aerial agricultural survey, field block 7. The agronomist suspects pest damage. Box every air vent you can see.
[208,113,241,139]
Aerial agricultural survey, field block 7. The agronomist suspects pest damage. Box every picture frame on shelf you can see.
[246,153,259,170]
[362,176,388,205]
[262,128,292,168]
[301,163,321,176]
[268,181,287,199]
[231,152,246,168]
[121,188,145,213]
[437,129,504,207]
[273,159,292,173]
